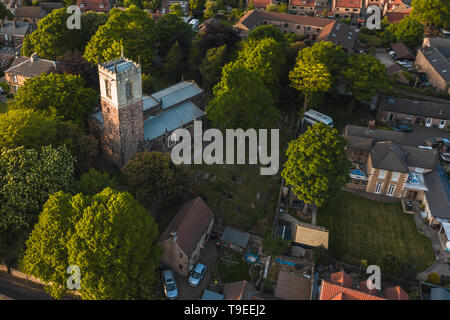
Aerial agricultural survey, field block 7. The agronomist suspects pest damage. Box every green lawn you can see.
[317,190,435,272]
[217,251,250,283]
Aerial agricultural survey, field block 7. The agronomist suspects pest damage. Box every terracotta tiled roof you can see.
[359,280,379,296]
[334,0,363,8]
[159,197,214,256]
[250,0,272,8]
[320,280,386,300]
[330,271,353,288]
[275,271,312,300]
[385,286,409,300]
[224,280,257,300]
[385,11,408,23]
[390,42,415,59]
[290,0,316,7]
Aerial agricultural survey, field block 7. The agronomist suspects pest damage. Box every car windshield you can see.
[167,283,176,291]
[192,271,200,279]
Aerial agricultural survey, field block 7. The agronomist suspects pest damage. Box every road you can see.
[0,271,54,300]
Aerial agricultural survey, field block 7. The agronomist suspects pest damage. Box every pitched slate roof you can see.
[347,135,374,152]
[320,280,386,300]
[223,280,257,300]
[159,197,214,256]
[151,81,203,110]
[220,226,250,248]
[344,125,406,146]
[418,46,450,83]
[317,20,357,52]
[275,271,312,300]
[5,55,56,77]
[385,286,409,300]
[424,169,450,220]
[400,146,436,170]
[370,141,409,172]
[0,20,30,36]
[380,95,450,120]
[390,42,415,59]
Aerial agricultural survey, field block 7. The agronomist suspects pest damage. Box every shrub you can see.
[427,272,441,285]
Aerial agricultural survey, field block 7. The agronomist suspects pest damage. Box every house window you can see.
[425,118,433,127]
[387,184,395,196]
[126,81,133,100]
[12,74,17,83]
[378,170,386,179]
[439,120,446,129]
[105,79,112,98]
[375,182,383,194]
[168,132,178,147]
[391,172,400,182]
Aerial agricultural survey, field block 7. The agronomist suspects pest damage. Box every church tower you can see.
[98,57,144,167]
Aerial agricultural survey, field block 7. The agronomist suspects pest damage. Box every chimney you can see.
[30,52,38,62]
[368,120,376,130]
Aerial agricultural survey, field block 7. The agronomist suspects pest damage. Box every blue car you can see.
[393,124,412,132]
[162,269,178,299]
[188,263,206,287]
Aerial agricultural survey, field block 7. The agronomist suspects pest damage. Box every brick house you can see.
[4,53,56,93]
[13,6,45,25]
[88,56,205,167]
[76,0,111,13]
[0,19,31,49]
[332,0,365,18]
[380,95,450,130]
[233,10,357,52]
[288,0,327,16]
[415,38,450,94]
[158,197,214,276]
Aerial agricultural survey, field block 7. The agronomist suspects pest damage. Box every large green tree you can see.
[8,73,97,129]
[343,54,391,101]
[0,145,75,263]
[21,9,108,60]
[206,63,279,129]
[248,25,287,47]
[155,13,193,58]
[165,41,184,82]
[199,44,227,91]
[411,0,450,30]
[84,6,156,67]
[289,60,332,112]
[387,15,424,48]
[22,188,162,299]
[122,151,193,208]
[281,123,350,208]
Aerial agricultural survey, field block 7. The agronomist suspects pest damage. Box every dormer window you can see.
[99,2,104,8]
[105,79,111,98]
[126,81,133,100]
[80,2,84,7]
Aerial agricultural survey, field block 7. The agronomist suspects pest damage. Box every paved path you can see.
[0,271,54,300]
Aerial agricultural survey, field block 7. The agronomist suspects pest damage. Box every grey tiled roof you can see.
[380,95,450,120]
[220,226,250,248]
[371,141,409,173]
[5,55,56,77]
[424,170,450,220]
[418,46,450,83]
[344,125,406,145]
[0,20,30,36]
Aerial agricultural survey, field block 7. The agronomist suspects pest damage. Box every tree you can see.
[411,0,450,30]
[277,3,287,13]
[21,9,108,60]
[165,41,184,81]
[199,44,227,91]
[312,245,330,266]
[54,50,99,90]
[8,73,97,130]
[248,0,254,10]
[343,54,391,101]
[142,73,155,94]
[426,272,441,285]
[281,123,350,207]
[378,254,403,277]
[248,25,287,47]
[0,2,13,20]
[122,151,193,208]
[262,236,290,256]
[294,41,347,87]
[203,0,217,19]
[235,38,285,88]
[84,6,156,67]
[387,15,424,48]
[155,13,193,59]
[170,3,183,16]
[206,63,279,129]
[76,169,119,196]
[266,3,278,11]
[0,145,75,263]
[22,188,162,299]
[289,60,332,112]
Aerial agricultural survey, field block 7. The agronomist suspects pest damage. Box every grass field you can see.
[317,190,435,272]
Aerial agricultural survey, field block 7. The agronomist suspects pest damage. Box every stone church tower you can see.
[98,57,144,167]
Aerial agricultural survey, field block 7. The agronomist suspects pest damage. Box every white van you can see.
[302,109,334,127]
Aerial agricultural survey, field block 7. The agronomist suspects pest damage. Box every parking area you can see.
[173,239,219,300]
[401,125,450,148]
[373,49,396,67]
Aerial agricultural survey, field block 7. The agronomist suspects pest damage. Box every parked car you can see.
[426,137,445,148]
[404,201,413,211]
[393,124,413,132]
[438,140,450,162]
[188,263,206,287]
[162,269,178,300]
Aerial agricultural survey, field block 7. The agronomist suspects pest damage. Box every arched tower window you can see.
[126,81,133,100]
[105,79,111,98]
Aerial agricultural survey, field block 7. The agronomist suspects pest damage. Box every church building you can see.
[89,56,205,167]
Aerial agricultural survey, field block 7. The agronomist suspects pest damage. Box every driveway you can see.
[174,239,219,300]
[373,49,396,67]
[401,125,450,147]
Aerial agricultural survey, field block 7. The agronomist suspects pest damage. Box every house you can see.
[233,10,357,52]
[390,42,415,60]
[88,56,205,167]
[201,289,224,300]
[0,46,16,69]
[275,270,312,300]
[381,0,412,19]
[13,6,45,25]
[380,95,450,130]
[219,226,250,253]
[4,53,56,94]
[423,167,450,230]
[292,222,329,249]
[223,280,257,300]
[76,0,111,13]
[386,63,410,85]
[332,0,364,18]
[160,0,189,15]
[385,285,410,300]
[39,2,64,14]
[249,0,273,10]
[288,0,328,16]
[415,38,450,94]
[0,19,31,49]
[330,270,353,288]
[158,197,214,276]
[420,281,450,300]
